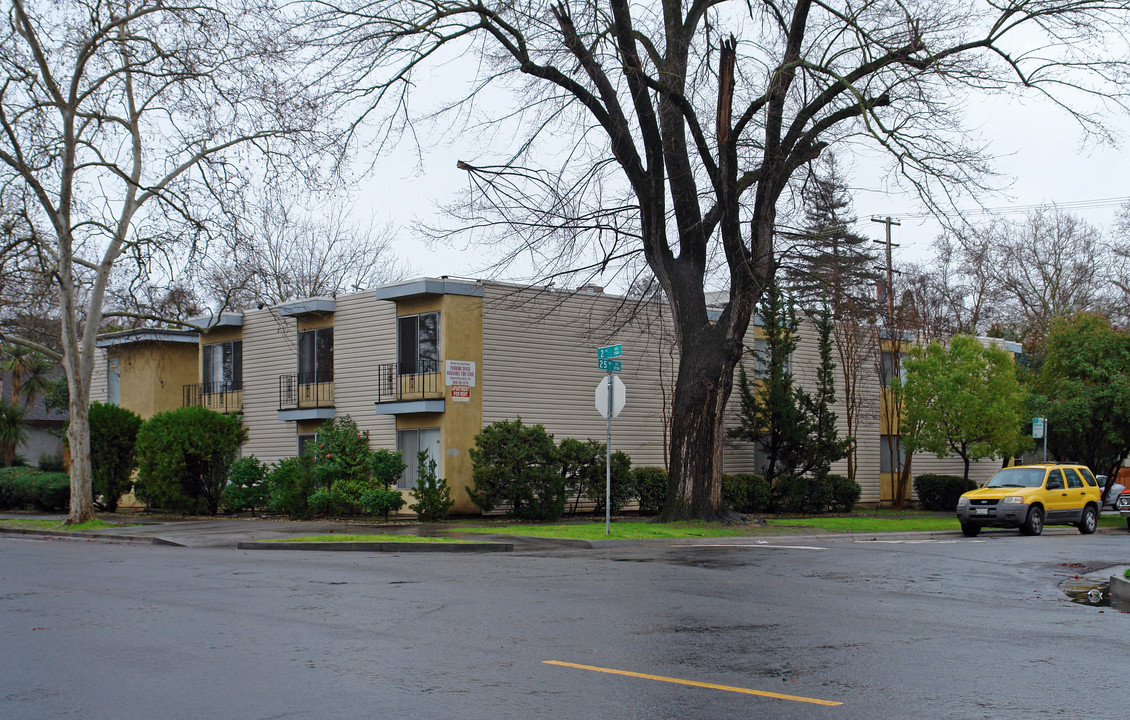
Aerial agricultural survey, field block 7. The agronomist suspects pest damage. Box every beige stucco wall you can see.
[109,342,198,419]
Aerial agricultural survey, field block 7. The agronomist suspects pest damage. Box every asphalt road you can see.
[3,527,1129,719]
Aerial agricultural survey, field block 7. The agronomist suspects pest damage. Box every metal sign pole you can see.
[606,370,612,536]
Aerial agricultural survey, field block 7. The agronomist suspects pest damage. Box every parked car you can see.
[1096,475,1127,510]
[1117,489,1130,531]
[956,464,1102,537]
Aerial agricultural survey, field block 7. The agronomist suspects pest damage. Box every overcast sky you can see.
[354,75,1130,287]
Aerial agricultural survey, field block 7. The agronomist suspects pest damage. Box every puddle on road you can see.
[1060,576,1130,611]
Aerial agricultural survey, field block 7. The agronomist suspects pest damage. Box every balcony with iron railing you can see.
[374,363,444,410]
[183,382,243,413]
[278,372,335,411]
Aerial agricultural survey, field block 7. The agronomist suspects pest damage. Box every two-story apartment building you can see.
[93,278,1009,512]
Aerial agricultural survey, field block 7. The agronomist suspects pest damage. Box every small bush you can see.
[773,475,834,514]
[827,474,861,513]
[88,401,142,512]
[266,456,317,519]
[360,487,406,517]
[634,466,668,516]
[469,418,564,521]
[221,456,270,513]
[0,467,69,511]
[37,452,65,473]
[914,474,976,512]
[134,406,248,515]
[311,416,374,509]
[308,487,348,516]
[583,447,633,516]
[409,451,454,522]
[722,473,771,514]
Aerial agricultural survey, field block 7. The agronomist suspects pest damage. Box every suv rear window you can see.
[1065,469,1084,489]
[1079,467,1098,486]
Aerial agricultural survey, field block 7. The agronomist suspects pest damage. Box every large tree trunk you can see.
[658,321,744,522]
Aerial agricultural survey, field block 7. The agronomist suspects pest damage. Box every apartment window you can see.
[203,340,242,391]
[397,427,441,490]
[398,313,439,375]
[880,434,907,474]
[298,327,333,384]
[750,337,789,378]
[298,433,317,457]
[880,350,907,387]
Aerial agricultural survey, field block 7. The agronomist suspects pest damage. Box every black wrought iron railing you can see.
[183,382,243,413]
[278,372,335,410]
[375,363,444,403]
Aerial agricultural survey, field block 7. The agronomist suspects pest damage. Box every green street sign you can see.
[598,358,622,373]
[597,344,622,360]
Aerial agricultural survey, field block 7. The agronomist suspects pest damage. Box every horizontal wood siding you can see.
[241,309,299,463]
[333,293,397,449]
[89,348,108,404]
[481,284,675,470]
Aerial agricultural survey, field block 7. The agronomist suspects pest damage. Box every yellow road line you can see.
[543,660,842,707]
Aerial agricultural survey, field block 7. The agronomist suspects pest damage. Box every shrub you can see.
[88,401,142,512]
[134,406,248,515]
[469,418,565,521]
[266,455,317,519]
[0,467,69,511]
[634,466,668,516]
[722,473,771,514]
[311,416,374,509]
[365,448,407,520]
[409,451,454,522]
[827,474,861,513]
[914,474,976,512]
[37,452,65,473]
[582,447,634,515]
[221,456,270,513]
[559,438,632,515]
[308,487,348,516]
[360,487,406,517]
[0,398,28,467]
[774,474,834,514]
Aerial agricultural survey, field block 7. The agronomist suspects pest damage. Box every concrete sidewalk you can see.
[0,514,531,552]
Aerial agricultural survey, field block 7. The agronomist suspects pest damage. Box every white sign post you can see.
[595,366,626,536]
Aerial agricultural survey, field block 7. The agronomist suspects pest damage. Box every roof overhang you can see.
[371,278,483,301]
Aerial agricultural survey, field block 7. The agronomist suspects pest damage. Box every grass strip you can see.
[457,521,762,540]
[265,533,467,543]
[0,519,126,531]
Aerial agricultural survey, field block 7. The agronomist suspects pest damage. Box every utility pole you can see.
[872,216,902,506]
[871,216,901,324]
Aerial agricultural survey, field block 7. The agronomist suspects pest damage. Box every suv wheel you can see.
[960,523,981,537]
[1077,505,1098,534]
[1020,506,1044,536]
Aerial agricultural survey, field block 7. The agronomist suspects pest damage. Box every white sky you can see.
[352,70,1130,285]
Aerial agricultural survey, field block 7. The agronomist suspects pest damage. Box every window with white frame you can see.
[397,427,441,489]
[203,340,242,392]
[397,313,439,375]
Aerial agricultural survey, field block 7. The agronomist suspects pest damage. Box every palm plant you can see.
[0,397,28,466]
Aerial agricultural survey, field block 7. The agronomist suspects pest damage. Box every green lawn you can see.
[266,533,468,543]
[0,519,127,531]
[453,510,1127,539]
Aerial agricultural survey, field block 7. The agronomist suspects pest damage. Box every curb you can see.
[1111,573,1130,603]
[236,540,513,553]
[0,527,185,546]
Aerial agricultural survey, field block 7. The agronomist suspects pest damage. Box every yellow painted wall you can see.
[110,342,198,419]
[394,293,483,514]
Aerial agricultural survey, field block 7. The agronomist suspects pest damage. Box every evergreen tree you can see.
[785,153,880,315]
[802,305,853,480]
[728,283,811,489]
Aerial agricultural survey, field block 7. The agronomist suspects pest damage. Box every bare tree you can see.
[310,0,1130,520]
[200,192,408,308]
[0,0,329,523]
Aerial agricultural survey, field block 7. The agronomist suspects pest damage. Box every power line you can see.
[858,195,1129,220]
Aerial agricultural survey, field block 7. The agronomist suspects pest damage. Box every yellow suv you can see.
[956,464,1102,537]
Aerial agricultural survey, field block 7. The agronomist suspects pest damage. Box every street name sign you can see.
[598,358,622,373]
[597,344,622,360]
